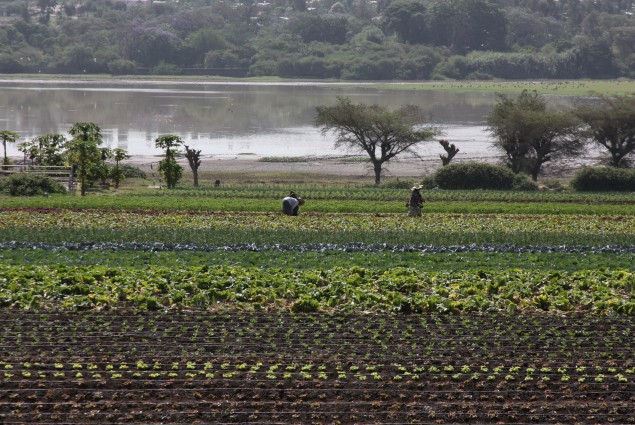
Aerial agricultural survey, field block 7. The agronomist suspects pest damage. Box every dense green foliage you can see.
[571,167,635,191]
[1,264,634,314]
[1,0,635,79]
[432,162,537,190]
[0,174,67,196]
[487,90,585,180]
[574,94,635,167]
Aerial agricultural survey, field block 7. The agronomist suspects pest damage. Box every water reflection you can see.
[0,80,567,160]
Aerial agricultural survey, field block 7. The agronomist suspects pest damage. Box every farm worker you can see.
[407,184,423,217]
[282,191,305,216]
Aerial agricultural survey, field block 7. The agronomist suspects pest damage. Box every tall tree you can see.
[0,130,19,166]
[66,122,103,196]
[487,90,585,180]
[315,96,439,185]
[426,0,507,54]
[155,134,184,189]
[575,94,635,167]
[382,0,427,44]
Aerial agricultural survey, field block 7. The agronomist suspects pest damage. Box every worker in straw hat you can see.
[407,184,424,217]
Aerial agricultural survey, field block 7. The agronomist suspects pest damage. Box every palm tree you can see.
[0,130,19,166]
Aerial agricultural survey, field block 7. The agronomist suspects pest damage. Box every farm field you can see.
[1,181,635,424]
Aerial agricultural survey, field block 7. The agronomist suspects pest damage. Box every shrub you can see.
[118,164,147,179]
[107,59,137,75]
[433,162,535,190]
[0,174,67,196]
[512,174,539,191]
[420,175,437,189]
[570,167,635,192]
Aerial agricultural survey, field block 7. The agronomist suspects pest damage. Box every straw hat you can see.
[411,184,422,191]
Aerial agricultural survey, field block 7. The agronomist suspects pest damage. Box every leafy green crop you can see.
[3,249,633,271]
[3,210,635,246]
[1,265,634,315]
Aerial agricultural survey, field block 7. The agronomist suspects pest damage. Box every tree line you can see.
[4,91,635,190]
[315,92,635,184]
[1,0,635,79]
[1,124,200,195]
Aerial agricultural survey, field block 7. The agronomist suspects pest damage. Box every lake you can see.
[0,79,581,161]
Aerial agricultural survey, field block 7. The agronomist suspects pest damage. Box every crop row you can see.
[3,196,635,215]
[2,311,634,424]
[5,241,635,254]
[1,265,634,314]
[125,187,635,203]
[2,209,635,236]
[6,187,635,205]
[3,365,635,387]
[2,248,635,271]
[7,226,635,247]
[4,313,633,362]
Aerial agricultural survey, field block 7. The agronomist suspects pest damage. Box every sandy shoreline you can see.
[121,154,486,179]
[7,152,589,181]
[122,153,588,180]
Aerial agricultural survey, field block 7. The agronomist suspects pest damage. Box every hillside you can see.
[0,0,634,79]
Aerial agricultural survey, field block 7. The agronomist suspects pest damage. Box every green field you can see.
[2,174,635,424]
[6,74,635,96]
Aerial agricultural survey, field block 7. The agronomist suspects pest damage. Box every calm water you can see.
[0,79,578,161]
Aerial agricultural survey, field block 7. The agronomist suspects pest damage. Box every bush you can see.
[0,174,67,196]
[107,59,137,75]
[118,164,147,179]
[570,167,635,192]
[512,174,539,191]
[433,162,536,190]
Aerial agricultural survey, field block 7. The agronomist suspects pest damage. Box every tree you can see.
[315,96,439,185]
[487,90,585,180]
[37,0,57,24]
[523,110,585,180]
[120,24,182,67]
[0,130,19,166]
[184,145,202,187]
[426,0,507,54]
[382,0,428,44]
[66,122,103,196]
[18,133,67,166]
[575,94,635,167]
[286,14,349,44]
[111,147,130,189]
[155,134,184,189]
